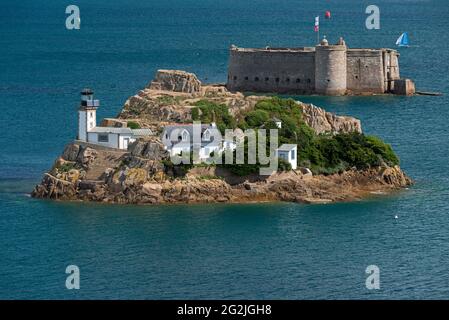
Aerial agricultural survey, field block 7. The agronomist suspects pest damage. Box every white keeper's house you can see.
[276,144,297,170]
[77,88,152,150]
[161,123,237,160]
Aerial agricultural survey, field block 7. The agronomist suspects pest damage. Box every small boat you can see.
[396,32,409,47]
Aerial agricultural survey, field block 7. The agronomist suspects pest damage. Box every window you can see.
[203,130,210,141]
[291,149,295,160]
[307,79,311,83]
[165,133,168,139]
[233,76,237,80]
[275,77,280,83]
[244,76,249,81]
[286,78,290,83]
[254,77,259,82]
[89,112,93,118]
[265,77,269,81]
[182,130,189,142]
[98,134,109,143]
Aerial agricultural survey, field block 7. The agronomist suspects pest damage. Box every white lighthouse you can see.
[78,88,99,141]
[75,88,153,149]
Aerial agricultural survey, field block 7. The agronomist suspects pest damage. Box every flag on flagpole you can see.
[314,16,319,32]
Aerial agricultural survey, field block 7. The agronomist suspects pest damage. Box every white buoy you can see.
[394,215,399,219]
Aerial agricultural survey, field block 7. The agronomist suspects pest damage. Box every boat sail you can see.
[396,32,409,47]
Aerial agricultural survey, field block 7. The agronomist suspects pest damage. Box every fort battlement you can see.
[226,37,414,96]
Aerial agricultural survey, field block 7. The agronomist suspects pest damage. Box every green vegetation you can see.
[127,121,140,129]
[191,100,236,133]
[156,95,182,106]
[246,97,399,175]
[245,110,270,127]
[278,158,292,172]
[183,96,400,176]
[58,162,76,172]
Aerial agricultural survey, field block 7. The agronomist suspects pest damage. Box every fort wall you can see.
[346,49,385,94]
[226,39,408,96]
[315,44,347,95]
[227,47,316,94]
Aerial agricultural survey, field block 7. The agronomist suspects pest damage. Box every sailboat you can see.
[396,32,409,47]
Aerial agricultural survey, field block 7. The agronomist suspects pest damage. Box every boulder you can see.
[76,146,98,168]
[300,103,362,134]
[123,168,148,186]
[149,70,202,93]
[62,144,81,161]
[100,118,128,128]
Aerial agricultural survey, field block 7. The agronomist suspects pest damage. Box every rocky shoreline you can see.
[31,70,413,205]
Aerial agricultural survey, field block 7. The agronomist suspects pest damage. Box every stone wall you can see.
[227,47,316,94]
[227,45,402,96]
[315,44,347,95]
[346,49,386,94]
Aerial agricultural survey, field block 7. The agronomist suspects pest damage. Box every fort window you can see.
[275,77,280,83]
[296,78,301,83]
[286,78,290,83]
[265,77,269,81]
[233,76,237,81]
[245,76,249,81]
[307,79,311,83]
[255,77,259,82]
[327,79,330,82]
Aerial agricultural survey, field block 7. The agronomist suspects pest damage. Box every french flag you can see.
[314,16,319,32]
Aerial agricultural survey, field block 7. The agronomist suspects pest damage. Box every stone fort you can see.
[227,37,415,96]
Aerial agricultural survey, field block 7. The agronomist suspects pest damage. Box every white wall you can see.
[118,134,135,150]
[78,111,87,141]
[87,110,96,131]
[278,148,297,170]
[87,132,119,149]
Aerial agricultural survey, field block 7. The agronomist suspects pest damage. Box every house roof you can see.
[89,127,153,136]
[131,128,153,136]
[162,123,221,144]
[89,127,133,134]
[277,144,297,151]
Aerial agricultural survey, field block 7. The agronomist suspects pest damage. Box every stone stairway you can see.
[85,149,126,180]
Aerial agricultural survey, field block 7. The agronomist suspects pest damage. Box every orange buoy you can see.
[325,11,331,19]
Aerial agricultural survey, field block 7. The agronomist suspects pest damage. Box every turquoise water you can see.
[1,0,449,299]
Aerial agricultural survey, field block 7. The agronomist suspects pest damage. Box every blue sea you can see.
[1,0,449,299]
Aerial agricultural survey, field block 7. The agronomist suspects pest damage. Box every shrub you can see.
[365,135,399,166]
[245,110,269,127]
[58,162,76,172]
[192,100,236,133]
[127,121,140,129]
[278,158,292,172]
[157,95,181,105]
[191,107,200,121]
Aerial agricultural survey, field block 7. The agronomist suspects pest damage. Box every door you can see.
[123,138,129,150]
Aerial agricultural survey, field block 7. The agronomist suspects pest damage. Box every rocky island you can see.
[31,70,412,205]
